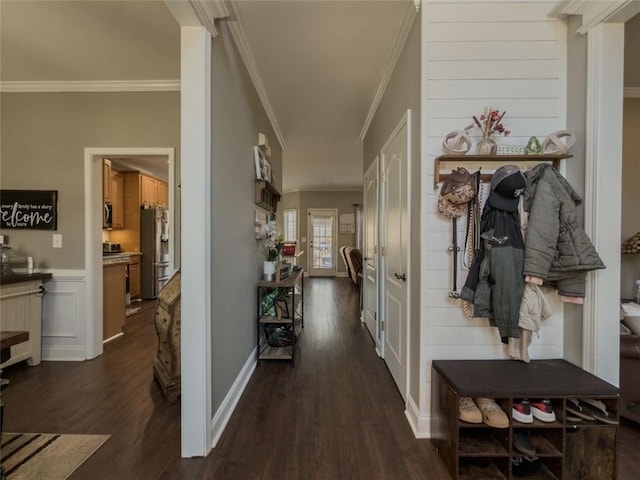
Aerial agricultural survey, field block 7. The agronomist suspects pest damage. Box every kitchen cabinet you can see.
[110,171,124,228]
[103,159,112,203]
[256,268,303,366]
[110,171,168,252]
[103,262,126,341]
[431,359,618,480]
[140,174,158,206]
[128,255,141,300]
[157,180,169,207]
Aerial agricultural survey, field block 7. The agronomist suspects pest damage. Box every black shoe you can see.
[513,430,536,456]
[512,456,541,477]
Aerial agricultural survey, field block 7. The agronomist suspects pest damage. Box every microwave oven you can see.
[104,202,113,229]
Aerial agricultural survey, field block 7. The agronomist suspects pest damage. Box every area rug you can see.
[1,433,110,480]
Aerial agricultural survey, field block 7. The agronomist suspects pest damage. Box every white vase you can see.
[263,261,276,281]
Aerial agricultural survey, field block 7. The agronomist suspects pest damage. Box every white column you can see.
[582,23,624,385]
[180,26,213,457]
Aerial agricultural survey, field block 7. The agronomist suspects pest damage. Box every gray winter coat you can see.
[523,164,605,297]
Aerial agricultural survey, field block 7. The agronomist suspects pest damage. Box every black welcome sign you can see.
[0,190,58,230]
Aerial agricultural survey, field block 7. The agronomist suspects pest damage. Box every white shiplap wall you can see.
[419,1,567,431]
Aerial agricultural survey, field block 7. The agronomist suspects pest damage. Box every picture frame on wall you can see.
[255,209,267,239]
[253,146,273,184]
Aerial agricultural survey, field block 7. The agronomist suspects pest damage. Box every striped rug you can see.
[1,433,110,480]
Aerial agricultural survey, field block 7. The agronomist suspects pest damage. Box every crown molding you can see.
[359,2,417,140]
[550,0,639,34]
[625,87,640,98]
[226,1,286,149]
[0,80,180,93]
[189,0,229,37]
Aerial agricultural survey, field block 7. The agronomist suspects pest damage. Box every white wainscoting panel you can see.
[41,270,87,361]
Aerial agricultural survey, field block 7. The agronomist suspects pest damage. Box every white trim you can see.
[84,147,176,362]
[581,23,623,385]
[625,87,640,98]
[226,1,286,149]
[405,394,430,438]
[180,26,213,458]
[189,0,229,37]
[336,272,349,278]
[41,346,86,362]
[103,332,124,344]
[359,3,417,140]
[210,348,256,448]
[551,0,640,33]
[38,269,85,280]
[0,80,180,93]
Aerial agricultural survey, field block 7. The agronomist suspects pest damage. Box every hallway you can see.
[2,277,639,479]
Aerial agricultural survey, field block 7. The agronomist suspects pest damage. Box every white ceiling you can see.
[0,0,411,192]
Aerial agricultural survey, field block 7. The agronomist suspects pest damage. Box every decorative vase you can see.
[476,136,497,155]
[263,261,276,281]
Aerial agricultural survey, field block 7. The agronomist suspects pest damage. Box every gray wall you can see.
[210,21,283,412]
[0,91,180,269]
[281,190,362,275]
[362,14,421,401]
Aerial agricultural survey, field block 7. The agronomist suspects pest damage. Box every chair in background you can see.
[348,248,363,287]
[340,246,352,279]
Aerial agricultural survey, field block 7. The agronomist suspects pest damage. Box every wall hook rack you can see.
[433,154,572,190]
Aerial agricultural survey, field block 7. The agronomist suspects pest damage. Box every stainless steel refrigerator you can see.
[140,207,169,299]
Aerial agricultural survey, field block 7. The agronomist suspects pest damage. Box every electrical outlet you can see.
[52,234,62,248]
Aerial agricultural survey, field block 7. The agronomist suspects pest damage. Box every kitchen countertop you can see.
[102,251,142,265]
[0,272,53,286]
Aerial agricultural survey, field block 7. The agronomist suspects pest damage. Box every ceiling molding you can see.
[358,2,417,140]
[625,87,640,98]
[0,80,180,93]
[189,0,229,37]
[550,0,637,34]
[226,1,286,149]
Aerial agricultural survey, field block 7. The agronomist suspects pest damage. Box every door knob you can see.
[394,272,406,281]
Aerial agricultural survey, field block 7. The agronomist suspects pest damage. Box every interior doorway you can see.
[83,147,175,359]
[307,208,338,277]
[379,111,411,400]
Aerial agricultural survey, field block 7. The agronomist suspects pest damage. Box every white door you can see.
[363,158,379,350]
[381,112,410,400]
[307,209,338,277]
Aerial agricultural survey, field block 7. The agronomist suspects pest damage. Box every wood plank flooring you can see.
[1,278,639,479]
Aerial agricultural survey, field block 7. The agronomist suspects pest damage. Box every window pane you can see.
[283,209,297,242]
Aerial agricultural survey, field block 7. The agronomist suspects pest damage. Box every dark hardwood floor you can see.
[2,278,639,479]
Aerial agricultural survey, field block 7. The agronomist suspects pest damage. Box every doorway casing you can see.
[83,146,175,360]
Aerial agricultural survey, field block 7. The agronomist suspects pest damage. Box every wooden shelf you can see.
[433,154,573,190]
[255,180,281,213]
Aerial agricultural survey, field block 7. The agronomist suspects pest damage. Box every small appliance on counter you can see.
[103,242,121,254]
[1,236,28,276]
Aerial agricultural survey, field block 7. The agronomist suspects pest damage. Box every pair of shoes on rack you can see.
[459,397,509,428]
[512,399,556,423]
[567,398,617,424]
[513,430,536,456]
[512,455,541,476]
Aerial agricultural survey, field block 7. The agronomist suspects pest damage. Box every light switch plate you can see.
[53,234,62,248]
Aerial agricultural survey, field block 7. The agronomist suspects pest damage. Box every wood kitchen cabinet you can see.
[103,159,112,203]
[110,171,124,228]
[157,180,168,207]
[140,174,158,206]
[103,263,126,340]
[128,255,141,300]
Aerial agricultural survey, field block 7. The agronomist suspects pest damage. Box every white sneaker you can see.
[458,397,482,424]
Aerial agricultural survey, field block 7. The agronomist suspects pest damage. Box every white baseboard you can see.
[41,346,87,362]
[406,394,431,438]
[336,272,349,278]
[210,347,257,448]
